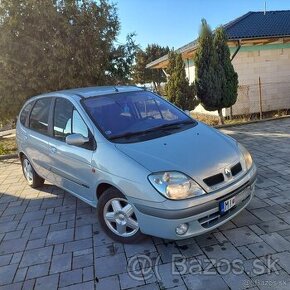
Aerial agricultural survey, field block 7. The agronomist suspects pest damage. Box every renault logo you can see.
[224,168,232,178]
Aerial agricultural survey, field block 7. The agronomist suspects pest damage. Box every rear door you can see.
[25,97,53,178]
[48,97,95,203]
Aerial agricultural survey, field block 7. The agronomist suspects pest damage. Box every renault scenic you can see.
[16,86,257,243]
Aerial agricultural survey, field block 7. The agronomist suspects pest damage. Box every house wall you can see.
[231,44,290,116]
[185,58,195,83]
[185,43,290,117]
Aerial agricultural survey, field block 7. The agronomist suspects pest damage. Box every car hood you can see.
[115,122,241,187]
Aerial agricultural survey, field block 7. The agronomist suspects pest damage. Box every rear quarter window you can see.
[19,102,33,126]
[29,98,52,135]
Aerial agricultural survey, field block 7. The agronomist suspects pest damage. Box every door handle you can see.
[50,146,57,154]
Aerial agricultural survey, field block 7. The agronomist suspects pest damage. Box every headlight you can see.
[148,171,206,200]
[238,143,253,170]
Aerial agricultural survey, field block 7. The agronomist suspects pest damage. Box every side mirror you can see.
[184,110,191,116]
[66,133,89,146]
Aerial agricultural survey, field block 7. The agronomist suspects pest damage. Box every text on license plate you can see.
[220,196,236,213]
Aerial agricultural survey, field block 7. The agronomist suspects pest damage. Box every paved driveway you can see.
[1,119,290,290]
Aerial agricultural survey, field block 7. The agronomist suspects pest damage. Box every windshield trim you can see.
[80,90,197,144]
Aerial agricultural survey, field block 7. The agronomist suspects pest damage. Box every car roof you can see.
[39,86,145,100]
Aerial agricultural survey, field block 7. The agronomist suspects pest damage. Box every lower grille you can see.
[198,194,251,229]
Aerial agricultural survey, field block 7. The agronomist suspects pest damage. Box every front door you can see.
[48,97,95,203]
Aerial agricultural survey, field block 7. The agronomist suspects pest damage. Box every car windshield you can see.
[83,90,196,142]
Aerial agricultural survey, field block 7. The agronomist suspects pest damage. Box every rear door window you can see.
[29,98,52,135]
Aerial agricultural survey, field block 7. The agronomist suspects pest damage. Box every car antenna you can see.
[113,85,119,92]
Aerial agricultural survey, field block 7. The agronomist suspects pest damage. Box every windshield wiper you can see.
[109,120,195,140]
[109,129,154,140]
[149,120,194,131]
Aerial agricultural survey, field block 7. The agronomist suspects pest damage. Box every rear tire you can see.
[97,188,144,243]
[21,155,44,188]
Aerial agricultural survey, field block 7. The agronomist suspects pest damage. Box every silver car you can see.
[16,86,257,243]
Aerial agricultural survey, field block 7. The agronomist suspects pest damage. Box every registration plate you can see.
[220,196,236,214]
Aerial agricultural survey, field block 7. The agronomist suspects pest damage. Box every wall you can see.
[231,44,290,116]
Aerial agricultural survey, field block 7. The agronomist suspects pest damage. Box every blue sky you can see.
[115,0,290,49]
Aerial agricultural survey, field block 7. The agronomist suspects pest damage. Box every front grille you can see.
[203,173,224,187]
[198,193,251,228]
[231,162,242,176]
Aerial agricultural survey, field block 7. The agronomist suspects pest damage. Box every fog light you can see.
[175,223,188,235]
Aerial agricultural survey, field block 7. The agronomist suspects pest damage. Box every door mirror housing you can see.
[66,133,89,146]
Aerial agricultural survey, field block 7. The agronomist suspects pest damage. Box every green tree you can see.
[195,19,222,121]
[195,19,238,124]
[133,44,169,92]
[214,26,238,121]
[0,0,137,123]
[165,50,197,110]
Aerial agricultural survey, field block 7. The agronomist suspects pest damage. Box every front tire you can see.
[97,188,144,243]
[21,156,44,188]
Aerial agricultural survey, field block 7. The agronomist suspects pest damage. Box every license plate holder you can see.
[219,196,236,214]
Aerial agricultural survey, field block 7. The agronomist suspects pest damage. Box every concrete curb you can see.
[214,115,290,129]
[0,153,18,161]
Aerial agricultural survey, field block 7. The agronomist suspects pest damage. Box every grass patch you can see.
[0,137,17,155]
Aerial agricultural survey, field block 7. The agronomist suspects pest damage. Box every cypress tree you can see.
[195,19,238,124]
[214,26,238,121]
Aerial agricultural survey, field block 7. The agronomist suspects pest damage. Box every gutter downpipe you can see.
[231,40,242,61]
[229,40,241,119]
[162,69,169,81]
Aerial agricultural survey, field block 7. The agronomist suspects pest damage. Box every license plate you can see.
[220,196,236,214]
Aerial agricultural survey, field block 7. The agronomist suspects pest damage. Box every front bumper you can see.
[132,165,257,240]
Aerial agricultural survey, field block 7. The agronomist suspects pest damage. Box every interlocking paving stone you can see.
[231,209,262,227]
[0,254,12,266]
[156,243,181,264]
[46,229,74,245]
[50,253,72,274]
[222,227,263,247]
[20,246,53,267]
[72,253,93,269]
[220,271,252,290]
[59,281,94,290]
[119,272,145,289]
[155,262,184,289]
[95,253,128,278]
[94,242,124,258]
[251,208,278,221]
[257,219,290,233]
[63,238,92,253]
[247,242,276,257]
[96,275,120,290]
[124,239,156,257]
[26,263,50,279]
[260,233,290,252]
[202,242,244,261]
[59,269,82,287]
[237,246,256,260]
[0,264,18,286]
[34,274,59,290]
[271,252,290,274]
[183,271,229,290]
[0,238,27,255]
